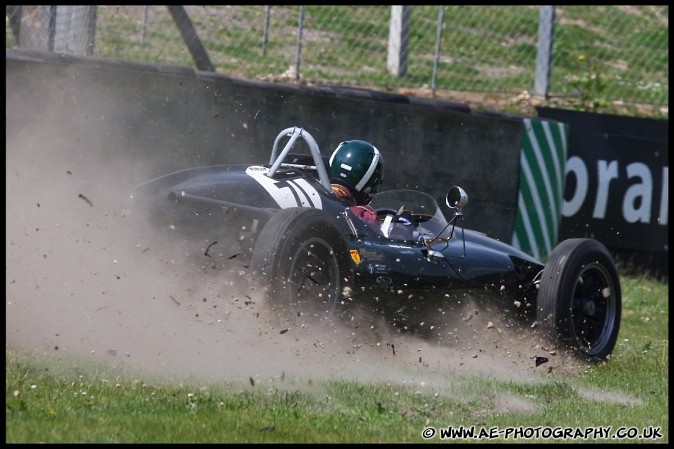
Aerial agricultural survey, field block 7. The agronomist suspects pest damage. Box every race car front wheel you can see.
[251,207,352,327]
[537,238,621,360]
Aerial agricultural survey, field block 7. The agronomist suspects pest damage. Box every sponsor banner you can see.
[512,118,569,260]
[536,108,668,254]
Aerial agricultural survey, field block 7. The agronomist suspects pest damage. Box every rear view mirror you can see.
[446,186,468,212]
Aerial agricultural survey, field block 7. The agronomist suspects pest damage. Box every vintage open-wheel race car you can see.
[128,126,621,360]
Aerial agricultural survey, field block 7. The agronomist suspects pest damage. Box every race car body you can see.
[128,126,621,360]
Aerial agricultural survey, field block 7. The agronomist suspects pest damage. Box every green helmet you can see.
[329,140,384,202]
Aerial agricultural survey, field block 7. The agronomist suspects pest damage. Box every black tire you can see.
[537,238,621,360]
[251,207,352,326]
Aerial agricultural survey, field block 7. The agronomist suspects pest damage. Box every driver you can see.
[328,140,384,231]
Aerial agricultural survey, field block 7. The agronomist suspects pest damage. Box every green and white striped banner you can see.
[512,118,569,261]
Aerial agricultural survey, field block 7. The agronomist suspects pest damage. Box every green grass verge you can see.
[6,5,668,117]
[6,274,668,443]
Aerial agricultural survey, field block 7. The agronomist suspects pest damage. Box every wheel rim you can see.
[287,236,341,315]
[569,262,618,355]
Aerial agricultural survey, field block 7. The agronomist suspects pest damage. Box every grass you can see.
[6,273,668,443]
[5,5,668,118]
[4,5,669,442]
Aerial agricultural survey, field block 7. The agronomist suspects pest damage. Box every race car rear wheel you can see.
[251,207,352,327]
[537,238,621,360]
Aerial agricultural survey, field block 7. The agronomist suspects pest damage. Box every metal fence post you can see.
[141,5,148,46]
[166,5,215,72]
[534,5,556,98]
[431,6,445,95]
[295,6,304,81]
[53,5,97,56]
[263,5,271,56]
[387,5,410,77]
[18,5,56,51]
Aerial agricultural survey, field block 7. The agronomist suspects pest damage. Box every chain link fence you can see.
[6,5,668,115]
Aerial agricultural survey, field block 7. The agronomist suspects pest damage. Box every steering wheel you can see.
[374,207,414,225]
[375,207,435,225]
[375,207,397,219]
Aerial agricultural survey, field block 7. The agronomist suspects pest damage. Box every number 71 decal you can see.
[246,166,323,209]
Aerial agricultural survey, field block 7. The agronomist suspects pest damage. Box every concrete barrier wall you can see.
[7,49,533,243]
[7,49,667,278]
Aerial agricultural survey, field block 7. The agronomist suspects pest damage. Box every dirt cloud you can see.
[5,68,581,396]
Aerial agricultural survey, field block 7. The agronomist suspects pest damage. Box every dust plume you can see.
[6,66,581,402]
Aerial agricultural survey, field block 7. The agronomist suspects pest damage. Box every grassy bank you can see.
[6,274,668,443]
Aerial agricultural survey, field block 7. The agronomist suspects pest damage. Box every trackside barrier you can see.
[6,48,527,244]
[512,118,569,261]
[10,48,664,279]
[536,107,668,278]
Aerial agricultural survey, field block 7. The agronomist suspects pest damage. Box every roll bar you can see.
[267,127,332,191]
